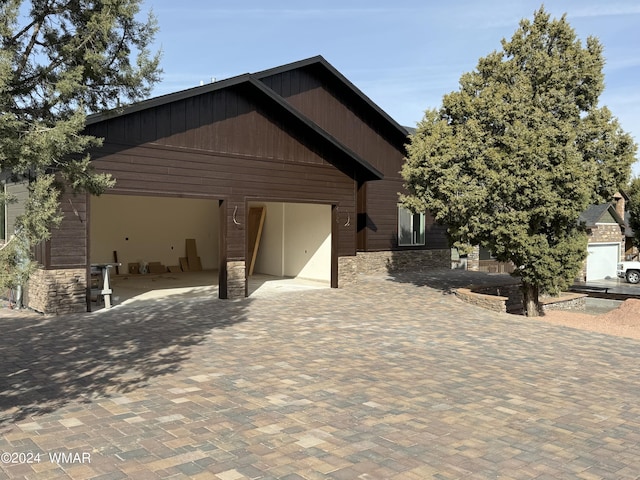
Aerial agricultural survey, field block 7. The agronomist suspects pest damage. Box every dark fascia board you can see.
[247,77,383,180]
[253,55,411,141]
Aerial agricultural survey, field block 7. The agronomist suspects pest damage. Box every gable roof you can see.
[252,56,410,144]
[579,203,625,227]
[84,56,413,181]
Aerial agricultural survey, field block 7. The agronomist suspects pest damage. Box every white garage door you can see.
[586,243,619,281]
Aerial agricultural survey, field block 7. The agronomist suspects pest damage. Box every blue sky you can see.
[142,0,640,175]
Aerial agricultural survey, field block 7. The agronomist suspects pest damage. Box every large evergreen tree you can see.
[627,178,640,254]
[401,8,637,316]
[0,0,161,298]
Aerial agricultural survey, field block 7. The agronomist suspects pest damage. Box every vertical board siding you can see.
[260,68,406,177]
[88,89,330,167]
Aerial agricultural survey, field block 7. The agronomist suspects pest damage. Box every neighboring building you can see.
[19,56,450,314]
[471,246,515,274]
[466,196,626,282]
[578,198,626,282]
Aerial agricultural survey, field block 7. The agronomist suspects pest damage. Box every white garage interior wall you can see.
[90,195,218,271]
[586,242,620,281]
[251,202,331,283]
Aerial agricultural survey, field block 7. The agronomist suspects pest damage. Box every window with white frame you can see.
[398,206,425,246]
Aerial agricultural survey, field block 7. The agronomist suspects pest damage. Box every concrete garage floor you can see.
[96,270,329,311]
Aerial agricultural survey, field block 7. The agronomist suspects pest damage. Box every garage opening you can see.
[90,194,220,306]
[248,201,332,296]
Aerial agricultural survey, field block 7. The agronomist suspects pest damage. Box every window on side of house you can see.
[398,206,425,246]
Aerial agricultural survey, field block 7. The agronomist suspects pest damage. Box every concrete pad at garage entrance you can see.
[95,270,329,310]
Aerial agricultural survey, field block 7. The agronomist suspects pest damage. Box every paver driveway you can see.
[1,270,639,479]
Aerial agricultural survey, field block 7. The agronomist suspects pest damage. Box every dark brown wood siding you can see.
[46,191,89,268]
[366,175,449,251]
[87,87,357,258]
[92,145,356,257]
[261,67,448,252]
[424,212,450,250]
[77,60,447,273]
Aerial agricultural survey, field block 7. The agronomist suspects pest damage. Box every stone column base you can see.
[27,268,87,315]
[338,256,358,286]
[227,261,246,299]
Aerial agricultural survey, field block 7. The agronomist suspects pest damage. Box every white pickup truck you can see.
[617,261,640,284]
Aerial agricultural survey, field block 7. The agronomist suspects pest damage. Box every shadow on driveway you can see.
[0,291,249,427]
[385,266,520,295]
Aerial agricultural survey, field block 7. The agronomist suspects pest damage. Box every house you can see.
[578,197,626,281]
[8,56,450,314]
[466,196,626,281]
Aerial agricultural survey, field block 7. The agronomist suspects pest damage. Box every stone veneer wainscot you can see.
[27,268,87,315]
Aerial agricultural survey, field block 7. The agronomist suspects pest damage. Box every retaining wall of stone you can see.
[455,284,522,314]
[540,293,587,312]
[455,283,587,315]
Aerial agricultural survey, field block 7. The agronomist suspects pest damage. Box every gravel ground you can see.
[540,298,640,340]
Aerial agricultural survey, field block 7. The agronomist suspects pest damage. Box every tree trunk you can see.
[521,282,540,317]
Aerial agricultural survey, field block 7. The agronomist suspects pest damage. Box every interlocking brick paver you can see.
[1,269,639,478]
